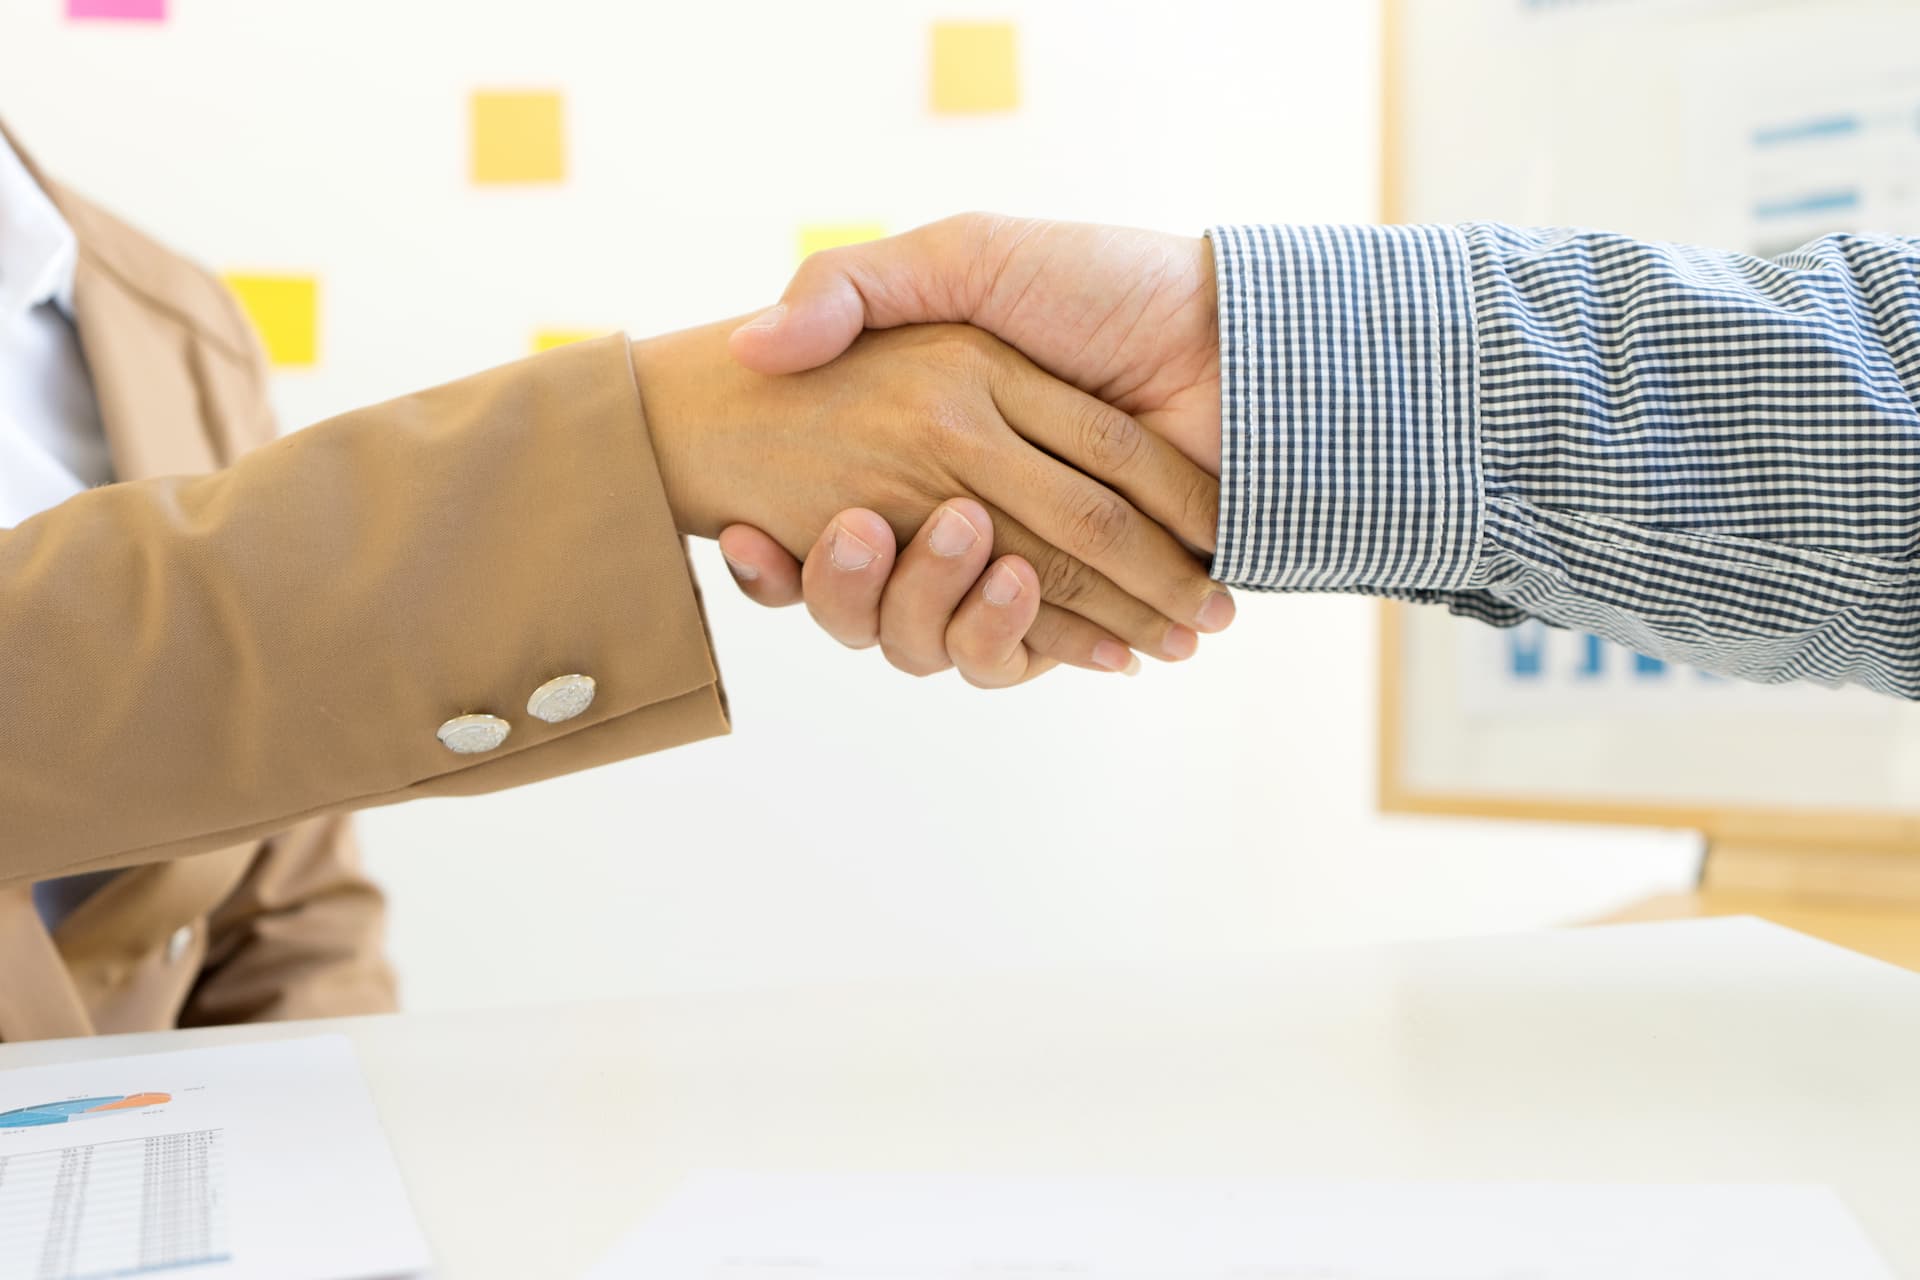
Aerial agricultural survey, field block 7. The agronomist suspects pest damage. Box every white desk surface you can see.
[3,917,1918,1279]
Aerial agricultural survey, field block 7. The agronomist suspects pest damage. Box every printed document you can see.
[0,1035,428,1280]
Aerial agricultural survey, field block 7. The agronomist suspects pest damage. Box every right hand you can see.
[632,319,1231,666]
[717,214,1231,677]
[727,213,1224,476]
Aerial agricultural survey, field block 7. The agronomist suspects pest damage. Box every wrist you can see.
[630,325,735,539]
[1135,233,1222,481]
[1195,234,1223,479]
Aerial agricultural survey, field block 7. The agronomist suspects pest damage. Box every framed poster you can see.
[1378,0,1920,847]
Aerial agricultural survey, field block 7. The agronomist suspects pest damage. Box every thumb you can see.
[727,215,984,375]
[726,280,866,376]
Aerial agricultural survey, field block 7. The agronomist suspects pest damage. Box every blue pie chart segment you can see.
[0,1094,167,1130]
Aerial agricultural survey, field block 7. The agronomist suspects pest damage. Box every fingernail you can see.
[829,523,878,571]
[929,507,980,558]
[722,553,760,583]
[1091,640,1140,676]
[982,562,1023,606]
[1162,625,1199,661]
[738,303,787,332]
[1195,591,1236,633]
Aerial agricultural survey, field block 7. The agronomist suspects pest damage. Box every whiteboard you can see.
[1380,0,1920,840]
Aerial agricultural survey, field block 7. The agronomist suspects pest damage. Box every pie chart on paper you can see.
[0,1092,171,1129]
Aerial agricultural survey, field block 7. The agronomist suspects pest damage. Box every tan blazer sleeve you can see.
[180,814,399,1027]
[0,334,729,881]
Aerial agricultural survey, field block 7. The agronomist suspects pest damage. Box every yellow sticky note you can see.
[223,273,318,368]
[797,224,887,263]
[471,90,566,185]
[531,329,604,353]
[930,21,1019,115]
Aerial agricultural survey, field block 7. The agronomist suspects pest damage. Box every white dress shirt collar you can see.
[0,129,116,926]
[0,131,77,320]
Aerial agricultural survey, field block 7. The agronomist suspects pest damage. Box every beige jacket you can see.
[0,136,729,1041]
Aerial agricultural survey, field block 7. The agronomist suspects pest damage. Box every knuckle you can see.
[923,324,1000,371]
[918,398,985,465]
[1018,608,1068,655]
[1079,405,1146,476]
[1184,472,1222,544]
[1063,490,1133,560]
[1037,552,1101,608]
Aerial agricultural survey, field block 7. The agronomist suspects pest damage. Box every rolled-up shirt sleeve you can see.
[1207,221,1920,699]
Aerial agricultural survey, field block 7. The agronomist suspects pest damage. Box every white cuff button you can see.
[437,713,512,754]
[166,925,193,965]
[527,674,596,724]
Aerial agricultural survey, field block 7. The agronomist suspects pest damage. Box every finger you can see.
[716,524,804,607]
[1024,603,1141,677]
[799,509,897,649]
[727,215,992,375]
[871,499,1140,682]
[974,427,1232,643]
[982,503,1201,663]
[992,357,1222,556]
[944,556,1044,689]
[984,384,1234,638]
[876,499,995,677]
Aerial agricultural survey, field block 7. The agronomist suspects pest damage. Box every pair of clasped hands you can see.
[632,213,1232,686]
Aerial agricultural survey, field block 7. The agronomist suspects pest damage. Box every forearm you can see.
[0,334,727,881]
[1208,222,1920,697]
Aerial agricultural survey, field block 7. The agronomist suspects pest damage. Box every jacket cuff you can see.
[354,332,730,790]
[4,333,728,874]
[1205,223,1484,593]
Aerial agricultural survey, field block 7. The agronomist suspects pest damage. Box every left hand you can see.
[634,318,1228,666]
[722,500,1140,687]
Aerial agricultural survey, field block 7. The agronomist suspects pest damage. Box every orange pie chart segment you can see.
[91,1092,171,1112]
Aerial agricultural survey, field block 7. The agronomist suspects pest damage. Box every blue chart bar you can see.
[1503,626,1681,685]
[1752,114,1862,147]
[1753,189,1861,221]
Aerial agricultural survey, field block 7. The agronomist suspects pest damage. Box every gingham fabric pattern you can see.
[1208,223,1920,698]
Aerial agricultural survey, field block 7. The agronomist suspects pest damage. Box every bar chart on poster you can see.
[0,1037,426,1280]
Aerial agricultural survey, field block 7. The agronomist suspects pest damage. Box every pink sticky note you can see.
[67,0,167,20]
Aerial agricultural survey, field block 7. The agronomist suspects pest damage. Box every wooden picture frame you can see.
[1372,0,1920,964]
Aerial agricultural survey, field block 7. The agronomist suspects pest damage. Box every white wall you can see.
[0,0,1699,1009]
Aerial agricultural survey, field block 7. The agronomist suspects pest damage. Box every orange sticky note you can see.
[797,224,887,263]
[930,21,1019,115]
[471,90,566,185]
[531,329,603,353]
[223,273,318,367]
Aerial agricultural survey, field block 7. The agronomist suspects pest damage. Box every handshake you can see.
[633,213,1235,689]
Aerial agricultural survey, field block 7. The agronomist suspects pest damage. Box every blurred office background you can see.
[0,0,1715,1010]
